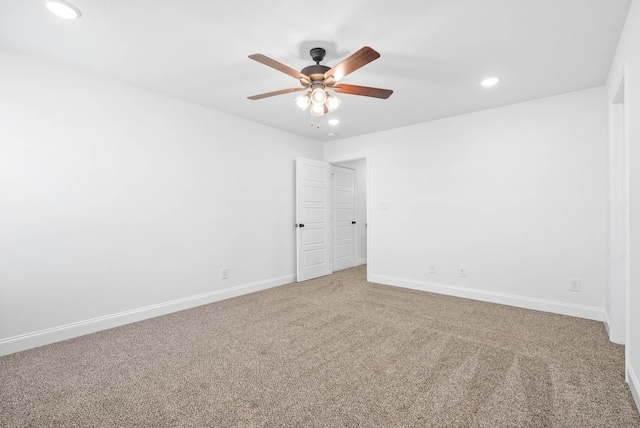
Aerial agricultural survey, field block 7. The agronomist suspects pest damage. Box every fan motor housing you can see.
[301,65,331,82]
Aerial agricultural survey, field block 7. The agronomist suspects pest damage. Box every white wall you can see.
[325,87,608,320]
[333,159,367,265]
[607,0,640,410]
[0,48,322,355]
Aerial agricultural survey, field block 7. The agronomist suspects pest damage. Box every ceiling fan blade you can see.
[249,54,311,84]
[332,84,393,99]
[247,87,307,100]
[323,46,381,82]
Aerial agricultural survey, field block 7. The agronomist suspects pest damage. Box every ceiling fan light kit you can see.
[248,46,393,117]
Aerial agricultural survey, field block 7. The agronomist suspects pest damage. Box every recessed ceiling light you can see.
[328,133,337,137]
[45,0,82,19]
[328,119,340,125]
[481,77,500,87]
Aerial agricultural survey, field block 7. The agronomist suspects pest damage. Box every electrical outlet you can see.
[458,267,466,277]
[569,278,580,292]
[429,263,436,274]
[221,268,228,280]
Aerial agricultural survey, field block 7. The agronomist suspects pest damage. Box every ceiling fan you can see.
[247,46,393,117]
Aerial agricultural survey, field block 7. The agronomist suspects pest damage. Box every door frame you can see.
[608,66,629,376]
[327,153,370,282]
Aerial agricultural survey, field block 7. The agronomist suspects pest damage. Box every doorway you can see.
[295,156,368,282]
[332,159,367,272]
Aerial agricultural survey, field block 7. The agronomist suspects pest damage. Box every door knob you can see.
[295,224,305,228]
[352,221,356,224]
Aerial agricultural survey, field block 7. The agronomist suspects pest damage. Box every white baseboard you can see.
[356,258,367,266]
[369,274,604,321]
[603,309,626,344]
[603,310,611,335]
[629,363,640,413]
[0,274,295,357]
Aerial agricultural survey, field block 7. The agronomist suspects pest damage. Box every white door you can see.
[332,165,356,271]
[296,157,332,282]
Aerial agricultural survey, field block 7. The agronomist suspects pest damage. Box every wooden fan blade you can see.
[247,87,307,100]
[249,54,311,84]
[332,84,393,99]
[323,46,381,82]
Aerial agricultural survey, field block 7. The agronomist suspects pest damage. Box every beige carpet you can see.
[1,265,639,427]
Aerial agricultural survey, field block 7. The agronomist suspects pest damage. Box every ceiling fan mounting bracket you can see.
[309,47,326,64]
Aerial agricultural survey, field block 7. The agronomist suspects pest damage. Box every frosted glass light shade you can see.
[295,92,311,110]
[326,93,341,112]
[311,87,327,105]
[310,103,325,116]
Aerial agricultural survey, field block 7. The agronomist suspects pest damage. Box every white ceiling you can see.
[0,0,631,142]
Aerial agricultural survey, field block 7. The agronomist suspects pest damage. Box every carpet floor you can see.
[1,265,639,427]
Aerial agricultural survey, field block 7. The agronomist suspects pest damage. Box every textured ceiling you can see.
[0,0,632,141]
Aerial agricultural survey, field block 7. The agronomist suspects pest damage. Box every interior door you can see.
[296,157,332,282]
[332,165,356,271]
